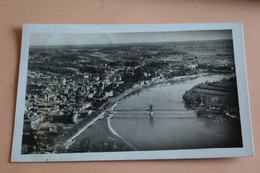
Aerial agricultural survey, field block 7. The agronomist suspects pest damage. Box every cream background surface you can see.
[0,0,259,172]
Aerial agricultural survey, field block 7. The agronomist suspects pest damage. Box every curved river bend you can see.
[110,74,242,150]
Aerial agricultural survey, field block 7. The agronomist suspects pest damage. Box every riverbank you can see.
[66,112,136,152]
[107,114,138,150]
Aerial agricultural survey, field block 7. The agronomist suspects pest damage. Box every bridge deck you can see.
[112,109,194,112]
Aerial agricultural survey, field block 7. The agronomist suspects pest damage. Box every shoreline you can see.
[107,114,138,151]
[65,112,136,152]
[62,111,105,150]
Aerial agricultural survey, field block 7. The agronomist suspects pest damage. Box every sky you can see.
[29,30,232,46]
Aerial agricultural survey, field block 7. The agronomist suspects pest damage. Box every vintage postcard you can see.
[11,23,254,162]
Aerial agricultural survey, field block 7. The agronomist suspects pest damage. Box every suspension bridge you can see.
[108,104,196,117]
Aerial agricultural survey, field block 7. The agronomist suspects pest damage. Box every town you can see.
[22,39,236,154]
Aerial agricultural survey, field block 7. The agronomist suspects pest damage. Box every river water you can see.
[110,74,243,150]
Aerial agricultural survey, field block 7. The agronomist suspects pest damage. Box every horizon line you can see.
[29,39,233,48]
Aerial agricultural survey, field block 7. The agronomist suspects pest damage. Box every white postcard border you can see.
[11,23,254,162]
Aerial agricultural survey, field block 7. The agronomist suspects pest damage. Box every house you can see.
[44,93,56,102]
[38,122,58,133]
[37,103,52,112]
[143,72,151,77]
[82,102,92,109]
[92,74,100,81]
[188,64,198,70]
[23,115,43,131]
[87,92,94,98]
[84,73,90,79]
[30,115,43,129]
[114,75,122,82]
[105,90,113,97]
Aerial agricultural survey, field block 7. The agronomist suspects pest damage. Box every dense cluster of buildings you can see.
[22,67,125,153]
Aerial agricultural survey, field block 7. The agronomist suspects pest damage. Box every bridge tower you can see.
[149,104,154,117]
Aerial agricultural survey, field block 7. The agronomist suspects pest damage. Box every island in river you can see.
[183,76,240,120]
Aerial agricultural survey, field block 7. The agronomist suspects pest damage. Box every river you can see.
[110,73,243,150]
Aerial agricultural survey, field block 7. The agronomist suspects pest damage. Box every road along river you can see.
[110,73,243,151]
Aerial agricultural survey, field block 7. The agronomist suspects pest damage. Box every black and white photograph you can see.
[11,23,253,162]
